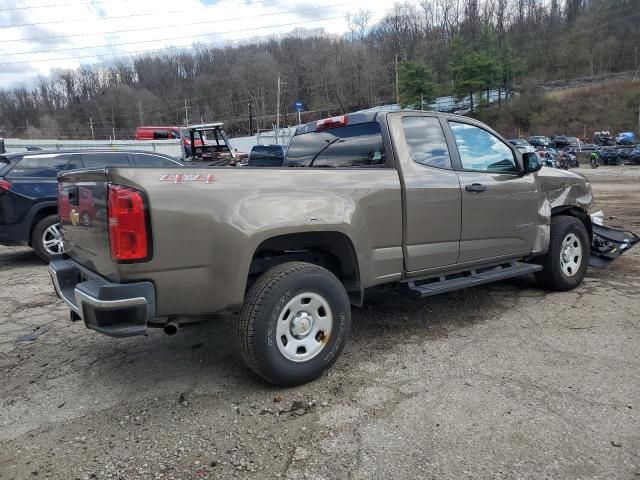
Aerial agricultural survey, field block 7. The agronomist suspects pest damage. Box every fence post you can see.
[152,143,157,152]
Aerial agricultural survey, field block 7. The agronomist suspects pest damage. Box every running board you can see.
[406,262,542,298]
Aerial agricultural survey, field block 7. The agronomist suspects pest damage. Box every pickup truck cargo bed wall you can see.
[61,167,403,317]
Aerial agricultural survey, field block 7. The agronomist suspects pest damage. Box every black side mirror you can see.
[523,152,542,173]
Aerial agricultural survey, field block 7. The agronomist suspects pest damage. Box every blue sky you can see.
[0,0,396,88]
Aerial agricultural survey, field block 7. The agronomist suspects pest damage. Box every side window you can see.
[133,153,180,167]
[66,155,82,170]
[82,153,130,168]
[153,130,170,140]
[169,130,181,139]
[7,154,70,178]
[449,122,517,173]
[285,122,386,168]
[401,116,451,169]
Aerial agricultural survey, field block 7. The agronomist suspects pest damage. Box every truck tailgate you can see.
[58,169,116,278]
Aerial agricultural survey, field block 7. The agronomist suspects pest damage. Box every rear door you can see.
[387,112,462,272]
[3,153,72,224]
[446,119,539,263]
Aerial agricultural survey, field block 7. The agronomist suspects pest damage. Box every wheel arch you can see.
[27,201,58,246]
[245,231,363,306]
[551,205,592,241]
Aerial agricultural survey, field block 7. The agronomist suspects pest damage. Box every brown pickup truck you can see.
[49,111,638,386]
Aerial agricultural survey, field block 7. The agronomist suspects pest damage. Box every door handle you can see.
[465,183,487,193]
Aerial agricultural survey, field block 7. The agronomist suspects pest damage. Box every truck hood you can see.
[536,166,593,211]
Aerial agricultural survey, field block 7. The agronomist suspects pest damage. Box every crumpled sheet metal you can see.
[532,169,594,254]
[589,223,640,268]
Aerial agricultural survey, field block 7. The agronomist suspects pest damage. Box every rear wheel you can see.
[238,262,351,386]
[31,214,63,262]
[535,215,589,291]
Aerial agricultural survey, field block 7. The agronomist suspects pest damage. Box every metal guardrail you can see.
[4,139,184,159]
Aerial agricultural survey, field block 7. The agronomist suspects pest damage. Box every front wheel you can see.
[238,262,351,386]
[535,215,589,291]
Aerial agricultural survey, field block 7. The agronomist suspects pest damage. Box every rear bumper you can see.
[48,255,155,337]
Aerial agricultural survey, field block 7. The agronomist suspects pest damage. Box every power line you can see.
[0,8,393,66]
[0,0,120,12]
[0,0,357,29]
[5,1,371,56]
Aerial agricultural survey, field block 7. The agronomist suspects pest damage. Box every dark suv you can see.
[0,150,182,261]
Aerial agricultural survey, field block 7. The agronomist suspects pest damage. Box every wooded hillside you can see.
[0,0,637,139]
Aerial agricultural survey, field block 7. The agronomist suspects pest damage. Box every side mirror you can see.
[523,152,542,173]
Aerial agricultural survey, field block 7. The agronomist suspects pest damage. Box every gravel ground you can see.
[0,166,638,480]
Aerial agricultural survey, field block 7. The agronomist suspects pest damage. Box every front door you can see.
[446,120,539,264]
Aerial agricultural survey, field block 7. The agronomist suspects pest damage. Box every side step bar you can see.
[406,262,542,298]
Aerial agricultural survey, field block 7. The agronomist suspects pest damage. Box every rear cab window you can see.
[285,122,387,168]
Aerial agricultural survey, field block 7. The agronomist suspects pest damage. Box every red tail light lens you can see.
[0,178,11,193]
[107,184,150,261]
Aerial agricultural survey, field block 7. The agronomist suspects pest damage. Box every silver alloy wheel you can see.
[42,223,64,255]
[560,233,582,277]
[276,292,333,362]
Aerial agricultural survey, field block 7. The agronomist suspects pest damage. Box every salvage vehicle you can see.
[246,144,287,167]
[49,111,639,386]
[0,150,182,261]
[185,123,247,165]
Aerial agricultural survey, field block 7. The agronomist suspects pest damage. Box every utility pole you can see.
[248,103,253,136]
[421,93,424,111]
[111,108,115,141]
[89,117,95,141]
[184,99,189,126]
[26,119,32,139]
[276,73,281,132]
[138,101,143,125]
[394,53,400,105]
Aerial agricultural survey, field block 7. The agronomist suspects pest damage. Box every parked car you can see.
[597,147,621,165]
[617,146,640,165]
[528,136,550,148]
[0,149,182,261]
[508,139,535,153]
[247,145,287,167]
[50,111,637,386]
[615,132,637,145]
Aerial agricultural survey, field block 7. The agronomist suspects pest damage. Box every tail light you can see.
[0,178,11,194]
[107,184,150,262]
[316,115,347,131]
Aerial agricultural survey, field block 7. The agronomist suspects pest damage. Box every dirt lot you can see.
[1,166,638,480]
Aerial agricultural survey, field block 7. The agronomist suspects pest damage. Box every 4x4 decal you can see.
[159,173,218,184]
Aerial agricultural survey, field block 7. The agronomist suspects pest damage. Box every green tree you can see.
[450,38,500,112]
[398,62,435,109]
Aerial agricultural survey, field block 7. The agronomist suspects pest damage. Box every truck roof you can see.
[294,109,470,136]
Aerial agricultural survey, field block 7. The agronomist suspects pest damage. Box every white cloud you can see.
[0,0,401,88]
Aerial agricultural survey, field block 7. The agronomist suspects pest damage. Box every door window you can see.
[133,153,181,167]
[7,154,70,178]
[401,116,451,169]
[449,122,517,173]
[81,153,131,168]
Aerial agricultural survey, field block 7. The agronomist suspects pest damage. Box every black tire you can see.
[31,214,63,262]
[535,215,589,291]
[238,262,351,387]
